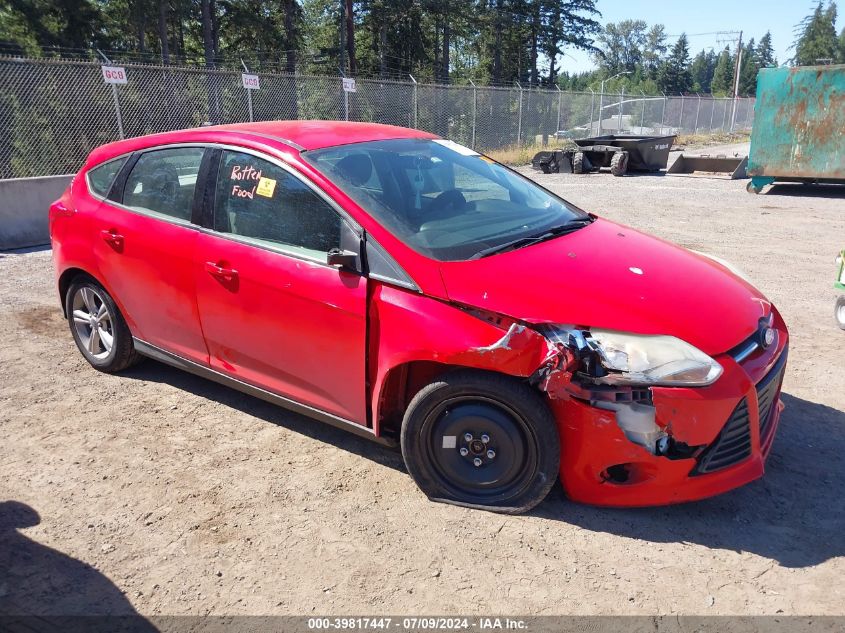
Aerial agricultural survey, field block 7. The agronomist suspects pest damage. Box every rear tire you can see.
[610,151,628,177]
[400,370,560,514]
[66,277,141,372]
[836,295,845,330]
[572,152,586,174]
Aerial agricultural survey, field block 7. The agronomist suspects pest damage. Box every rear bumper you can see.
[553,318,788,507]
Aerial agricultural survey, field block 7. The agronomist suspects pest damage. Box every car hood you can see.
[437,218,771,356]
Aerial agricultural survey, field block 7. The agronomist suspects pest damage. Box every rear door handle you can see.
[205,261,238,280]
[100,229,124,249]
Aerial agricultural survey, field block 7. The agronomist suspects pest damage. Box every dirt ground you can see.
[1,149,844,617]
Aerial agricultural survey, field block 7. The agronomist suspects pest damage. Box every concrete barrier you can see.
[0,175,73,250]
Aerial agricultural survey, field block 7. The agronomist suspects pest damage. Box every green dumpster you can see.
[747,64,845,193]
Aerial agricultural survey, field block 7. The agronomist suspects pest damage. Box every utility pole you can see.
[716,30,743,133]
[732,30,743,100]
[731,30,743,131]
[339,0,347,75]
[345,0,356,75]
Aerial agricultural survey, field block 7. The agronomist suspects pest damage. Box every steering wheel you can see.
[430,189,467,212]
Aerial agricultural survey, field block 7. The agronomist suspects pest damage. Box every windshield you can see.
[303,138,590,261]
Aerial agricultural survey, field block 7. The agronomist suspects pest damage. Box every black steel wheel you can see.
[66,276,141,372]
[400,370,559,514]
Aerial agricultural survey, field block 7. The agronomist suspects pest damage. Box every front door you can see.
[194,149,368,423]
[93,146,209,364]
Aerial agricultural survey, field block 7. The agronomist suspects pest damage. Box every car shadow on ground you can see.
[0,500,157,629]
[124,360,408,474]
[534,392,845,568]
[121,361,844,568]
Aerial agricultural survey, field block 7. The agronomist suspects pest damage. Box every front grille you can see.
[693,348,788,475]
[693,398,753,474]
[756,349,788,445]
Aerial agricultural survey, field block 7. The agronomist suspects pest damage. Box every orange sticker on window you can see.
[256,177,276,198]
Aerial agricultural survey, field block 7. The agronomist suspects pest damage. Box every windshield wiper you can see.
[470,217,593,259]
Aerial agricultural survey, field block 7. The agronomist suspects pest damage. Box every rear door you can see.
[93,146,209,364]
[194,148,368,423]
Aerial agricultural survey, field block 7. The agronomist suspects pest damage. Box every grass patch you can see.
[486,140,577,166]
[675,131,750,149]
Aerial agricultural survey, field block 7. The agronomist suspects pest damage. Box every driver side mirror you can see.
[327,248,359,270]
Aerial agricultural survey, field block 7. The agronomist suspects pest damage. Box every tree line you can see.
[562,1,844,97]
[0,0,604,85]
[1,0,844,93]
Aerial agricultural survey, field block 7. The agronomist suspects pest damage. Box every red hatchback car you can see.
[50,121,788,513]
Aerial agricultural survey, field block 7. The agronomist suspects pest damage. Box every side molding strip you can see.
[133,338,395,446]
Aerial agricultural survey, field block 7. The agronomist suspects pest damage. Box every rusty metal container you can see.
[747,64,845,193]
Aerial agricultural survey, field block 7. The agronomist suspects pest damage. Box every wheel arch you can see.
[367,284,568,440]
[375,360,461,440]
[57,267,132,333]
[58,267,96,316]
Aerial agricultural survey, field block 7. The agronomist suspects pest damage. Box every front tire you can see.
[66,277,141,372]
[400,370,560,514]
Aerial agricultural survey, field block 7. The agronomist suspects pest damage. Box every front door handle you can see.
[205,261,238,280]
[100,229,124,249]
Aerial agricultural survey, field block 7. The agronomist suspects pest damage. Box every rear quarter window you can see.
[86,157,128,198]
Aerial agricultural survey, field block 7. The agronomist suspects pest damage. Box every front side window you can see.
[123,147,204,221]
[213,150,342,259]
[87,156,128,198]
[303,138,589,261]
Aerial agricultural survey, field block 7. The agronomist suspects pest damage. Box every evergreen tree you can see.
[793,1,839,65]
[757,31,777,67]
[657,33,691,94]
[837,25,845,62]
[689,48,716,92]
[710,46,734,96]
[1,0,104,50]
[738,37,758,96]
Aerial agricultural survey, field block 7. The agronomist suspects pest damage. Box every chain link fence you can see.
[0,56,756,179]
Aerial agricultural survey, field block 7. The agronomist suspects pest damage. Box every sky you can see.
[558,0,827,74]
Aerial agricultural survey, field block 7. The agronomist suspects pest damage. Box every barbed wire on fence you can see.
[0,56,756,179]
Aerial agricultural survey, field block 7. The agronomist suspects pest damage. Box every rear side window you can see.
[87,157,127,198]
[213,150,341,259]
[123,148,204,221]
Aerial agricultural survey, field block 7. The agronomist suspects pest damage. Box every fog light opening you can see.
[602,464,631,484]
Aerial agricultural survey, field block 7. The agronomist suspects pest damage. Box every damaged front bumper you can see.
[534,317,789,507]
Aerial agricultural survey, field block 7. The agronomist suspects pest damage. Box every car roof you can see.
[204,120,439,151]
[89,121,439,165]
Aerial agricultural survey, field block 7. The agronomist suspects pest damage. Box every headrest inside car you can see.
[335,154,373,187]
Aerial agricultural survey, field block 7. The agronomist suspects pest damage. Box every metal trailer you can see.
[571,135,676,177]
[747,64,845,194]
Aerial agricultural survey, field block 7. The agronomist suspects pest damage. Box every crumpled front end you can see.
[531,310,789,507]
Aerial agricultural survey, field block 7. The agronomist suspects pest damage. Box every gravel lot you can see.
[2,147,844,617]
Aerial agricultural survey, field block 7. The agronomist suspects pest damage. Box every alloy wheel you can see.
[71,286,114,360]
